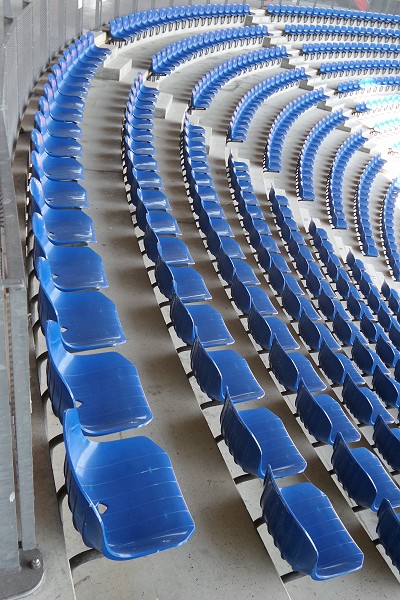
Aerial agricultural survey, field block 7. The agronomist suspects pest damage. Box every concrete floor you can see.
[12,11,400,600]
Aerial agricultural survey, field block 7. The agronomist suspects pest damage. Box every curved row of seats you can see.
[151,25,268,75]
[337,74,400,94]
[190,46,287,109]
[264,88,326,172]
[381,178,400,280]
[227,67,308,142]
[112,1,400,580]
[355,93,400,112]
[302,40,400,56]
[297,109,346,201]
[326,130,366,229]
[109,3,250,45]
[354,153,385,256]
[29,39,195,564]
[284,23,400,41]
[320,57,400,76]
[267,4,400,25]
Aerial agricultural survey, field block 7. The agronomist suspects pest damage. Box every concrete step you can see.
[97,55,132,81]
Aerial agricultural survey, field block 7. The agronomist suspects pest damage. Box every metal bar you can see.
[95,0,102,29]
[8,286,35,551]
[0,289,19,573]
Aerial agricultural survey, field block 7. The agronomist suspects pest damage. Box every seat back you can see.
[373,365,400,407]
[269,337,299,390]
[45,320,76,419]
[170,294,195,346]
[220,393,262,477]
[190,335,223,400]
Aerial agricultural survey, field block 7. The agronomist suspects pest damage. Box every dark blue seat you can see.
[32,214,107,291]
[269,338,326,392]
[220,394,306,478]
[248,307,298,350]
[376,334,400,368]
[231,277,277,316]
[170,294,234,348]
[155,258,211,303]
[217,254,259,286]
[282,287,320,321]
[260,467,363,580]
[351,336,390,375]
[377,499,400,572]
[46,321,152,435]
[295,382,360,445]
[319,292,349,321]
[190,336,264,404]
[332,433,400,511]
[298,311,340,351]
[63,408,195,560]
[342,374,394,425]
[332,313,367,346]
[318,342,364,385]
[373,366,400,407]
[373,415,400,472]
[37,258,126,351]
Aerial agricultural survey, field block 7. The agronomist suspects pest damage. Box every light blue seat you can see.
[170,294,233,348]
[298,311,340,351]
[37,258,126,351]
[190,336,264,404]
[260,467,363,580]
[46,321,152,435]
[269,338,326,392]
[319,342,364,385]
[296,382,360,445]
[32,213,107,291]
[63,408,195,560]
[248,307,298,350]
[373,415,400,472]
[220,394,306,478]
[332,433,400,511]
[342,374,394,425]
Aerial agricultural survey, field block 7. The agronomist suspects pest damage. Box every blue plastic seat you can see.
[63,408,195,560]
[319,292,349,321]
[342,374,394,425]
[29,177,95,246]
[373,366,400,407]
[296,382,360,445]
[155,258,211,303]
[170,294,233,348]
[32,214,106,291]
[377,499,400,572]
[37,258,125,351]
[260,467,363,580]
[332,433,400,511]
[376,334,400,368]
[373,415,400,472]
[332,313,367,346]
[282,287,320,322]
[190,336,264,404]
[319,342,364,385]
[351,336,390,376]
[220,394,306,478]
[46,321,152,435]
[269,338,326,392]
[298,311,340,351]
[34,111,82,158]
[31,153,88,209]
[31,130,84,181]
[248,307,298,350]
[217,254,259,286]
[231,277,277,316]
